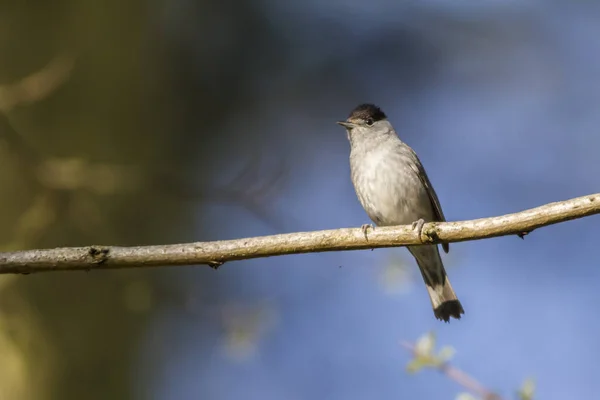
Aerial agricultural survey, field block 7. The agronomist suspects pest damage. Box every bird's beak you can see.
[336,121,356,129]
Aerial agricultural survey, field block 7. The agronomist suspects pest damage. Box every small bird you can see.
[337,103,464,322]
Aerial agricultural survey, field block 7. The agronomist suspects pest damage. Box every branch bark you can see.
[1,193,598,274]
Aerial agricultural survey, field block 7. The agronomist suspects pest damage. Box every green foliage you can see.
[517,378,535,400]
[406,332,456,373]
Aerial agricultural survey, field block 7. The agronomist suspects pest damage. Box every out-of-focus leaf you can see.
[406,332,456,373]
[438,345,456,362]
[220,301,278,362]
[415,331,436,356]
[517,377,535,400]
[456,393,479,400]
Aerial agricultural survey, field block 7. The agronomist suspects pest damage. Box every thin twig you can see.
[401,341,504,400]
[0,193,598,274]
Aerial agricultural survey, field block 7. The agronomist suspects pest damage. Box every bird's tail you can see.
[407,245,464,322]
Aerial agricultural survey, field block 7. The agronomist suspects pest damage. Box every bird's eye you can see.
[365,118,374,126]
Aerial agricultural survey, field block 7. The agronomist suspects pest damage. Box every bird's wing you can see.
[408,148,450,253]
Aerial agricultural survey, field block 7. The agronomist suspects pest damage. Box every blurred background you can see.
[1,0,600,399]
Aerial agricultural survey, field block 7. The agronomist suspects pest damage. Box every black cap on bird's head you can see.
[337,103,387,129]
[347,104,387,122]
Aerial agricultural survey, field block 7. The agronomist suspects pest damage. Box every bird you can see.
[337,103,464,322]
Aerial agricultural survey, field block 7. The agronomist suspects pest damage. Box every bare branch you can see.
[0,193,598,274]
[0,56,74,112]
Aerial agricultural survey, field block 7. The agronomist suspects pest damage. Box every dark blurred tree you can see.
[0,0,287,399]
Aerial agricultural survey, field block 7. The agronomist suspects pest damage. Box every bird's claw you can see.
[412,218,426,243]
[361,224,374,241]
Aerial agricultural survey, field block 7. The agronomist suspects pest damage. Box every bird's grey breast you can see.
[350,139,433,226]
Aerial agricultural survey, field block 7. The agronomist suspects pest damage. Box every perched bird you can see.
[337,103,464,322]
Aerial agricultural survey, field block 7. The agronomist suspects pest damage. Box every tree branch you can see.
[0,193,598,274]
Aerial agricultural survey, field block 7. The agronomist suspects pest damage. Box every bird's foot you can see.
[411,219,426,243]
[361,224,374,241]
